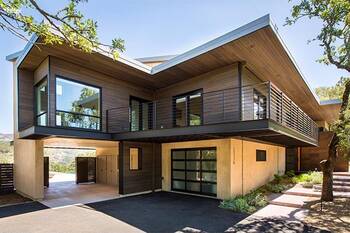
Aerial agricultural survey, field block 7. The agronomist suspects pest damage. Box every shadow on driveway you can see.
[86,191,248,233]
[0,202,48,219]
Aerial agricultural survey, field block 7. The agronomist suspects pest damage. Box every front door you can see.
[171,148,217,196]
[76,157,96,184]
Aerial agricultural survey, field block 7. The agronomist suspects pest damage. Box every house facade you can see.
[6,15,343,200]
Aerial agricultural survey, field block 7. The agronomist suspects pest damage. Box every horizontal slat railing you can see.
[106,82,318,142]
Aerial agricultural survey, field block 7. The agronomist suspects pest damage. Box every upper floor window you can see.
[253,89,267,120]
[173,90,203,127]
[35,77,48,126]
[56,77,101,130]
[130,97,152,131]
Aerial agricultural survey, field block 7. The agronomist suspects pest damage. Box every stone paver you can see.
[268,193,318,208]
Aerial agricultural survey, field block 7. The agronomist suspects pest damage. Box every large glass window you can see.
[35,77,48,126]
[56,77,101,130]
[253,89,267,120]
[173,90,203,127]
[130,97,152,131]
[171,148,217,196]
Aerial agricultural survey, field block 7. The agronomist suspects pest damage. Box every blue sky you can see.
[0,0,347,133]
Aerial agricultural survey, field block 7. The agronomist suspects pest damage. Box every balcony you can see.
[106,82,318,146]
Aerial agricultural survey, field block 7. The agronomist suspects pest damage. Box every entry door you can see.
[76,157,96,184]
[171,148,217,196]
[44,157,49,188]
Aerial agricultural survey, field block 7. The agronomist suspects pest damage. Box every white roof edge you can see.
[136,55,177,63]
[320,99,342,105]
[6,50,23,62]
[150,14,271,74]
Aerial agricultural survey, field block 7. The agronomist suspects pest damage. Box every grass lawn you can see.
[304,198,350,232]
[0,193,31,207]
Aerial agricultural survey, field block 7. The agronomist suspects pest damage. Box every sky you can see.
[0,0,347,134]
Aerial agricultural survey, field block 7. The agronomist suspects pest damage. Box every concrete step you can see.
[313,184,350,192]
[333,176,350,182]
[333,181,350,186]
[268,194,318,208]
[334,172,350,177]
[283,190,320,198]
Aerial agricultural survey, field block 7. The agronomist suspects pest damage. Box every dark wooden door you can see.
[286,147,298,172]
[76,157,96,184]
[44,157,49,188]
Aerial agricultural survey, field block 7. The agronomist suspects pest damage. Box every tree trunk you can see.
[320,80,350,202]
[320,135,338,201]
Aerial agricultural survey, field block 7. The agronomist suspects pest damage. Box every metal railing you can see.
[106,82,318,141]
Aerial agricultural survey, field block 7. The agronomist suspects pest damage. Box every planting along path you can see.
[230,172,350,233]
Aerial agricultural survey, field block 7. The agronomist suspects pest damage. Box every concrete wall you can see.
[13,139,44,200]
[161,138,285,200]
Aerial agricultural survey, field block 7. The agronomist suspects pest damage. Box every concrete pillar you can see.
[14,139,44,200]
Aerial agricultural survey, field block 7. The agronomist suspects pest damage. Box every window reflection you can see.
[56,77,100,130]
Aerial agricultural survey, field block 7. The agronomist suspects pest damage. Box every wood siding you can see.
[119,141,161,194]
[48,57,154,131]
[300,132,349,172]
[154,64,240,128]
[18,69,34,131]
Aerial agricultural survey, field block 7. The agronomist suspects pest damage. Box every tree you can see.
[0,0,124,58]
[286,0,350,201]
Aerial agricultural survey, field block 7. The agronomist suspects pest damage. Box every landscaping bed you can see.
[220,171,323,213]
[0,192,32,207]
[303,198,350,232]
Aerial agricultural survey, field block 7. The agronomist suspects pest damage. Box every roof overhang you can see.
[6,14,341,122]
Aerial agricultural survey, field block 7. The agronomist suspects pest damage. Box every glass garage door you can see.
[171,148,217,196]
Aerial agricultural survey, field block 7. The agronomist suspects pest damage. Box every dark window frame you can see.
[256,149,267,162]
[172,89,203,128]
[171,147,217,197]
[129,96,153,132]
[55,75,102,131]
[129,147,142,171]
[253,89,267,120]
[34,76,48,126]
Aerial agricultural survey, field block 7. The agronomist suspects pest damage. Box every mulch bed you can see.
[0,192,32,207]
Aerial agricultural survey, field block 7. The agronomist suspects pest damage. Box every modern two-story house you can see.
[6,15,344,201]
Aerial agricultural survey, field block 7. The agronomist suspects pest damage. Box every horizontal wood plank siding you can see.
[119,141,161,194]
[49,57,154,132]
[18,69,34,131]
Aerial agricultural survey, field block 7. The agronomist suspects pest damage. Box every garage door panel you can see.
[171,148,217,197]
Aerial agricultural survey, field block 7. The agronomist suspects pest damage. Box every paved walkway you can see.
[41,173,119,208]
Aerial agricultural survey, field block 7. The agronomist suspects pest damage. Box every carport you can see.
[17,137,120,207]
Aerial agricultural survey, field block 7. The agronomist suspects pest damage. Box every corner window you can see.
[56,77,101,130]
[130,148,142,170]
[35,77,48,126]
[253,89,267,120]
[173,90,203,127]
[256,150,267,161]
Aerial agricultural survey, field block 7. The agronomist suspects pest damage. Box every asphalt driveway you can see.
[0,192,247,233]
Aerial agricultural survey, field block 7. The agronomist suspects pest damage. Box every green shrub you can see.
[286,170,295,178]
[273,174,283,183]
[292,171,322,185]
[219,191,267,214]
[265,183,287,193]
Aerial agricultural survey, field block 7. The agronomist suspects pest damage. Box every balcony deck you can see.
[107,82,318,146]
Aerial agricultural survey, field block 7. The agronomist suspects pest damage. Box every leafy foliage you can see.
[286,0,350,71]
[219,190,268,214]
[292,171,323,185]
[316,77,350,100]
[0,141,13,163]
[0,0,124,59]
